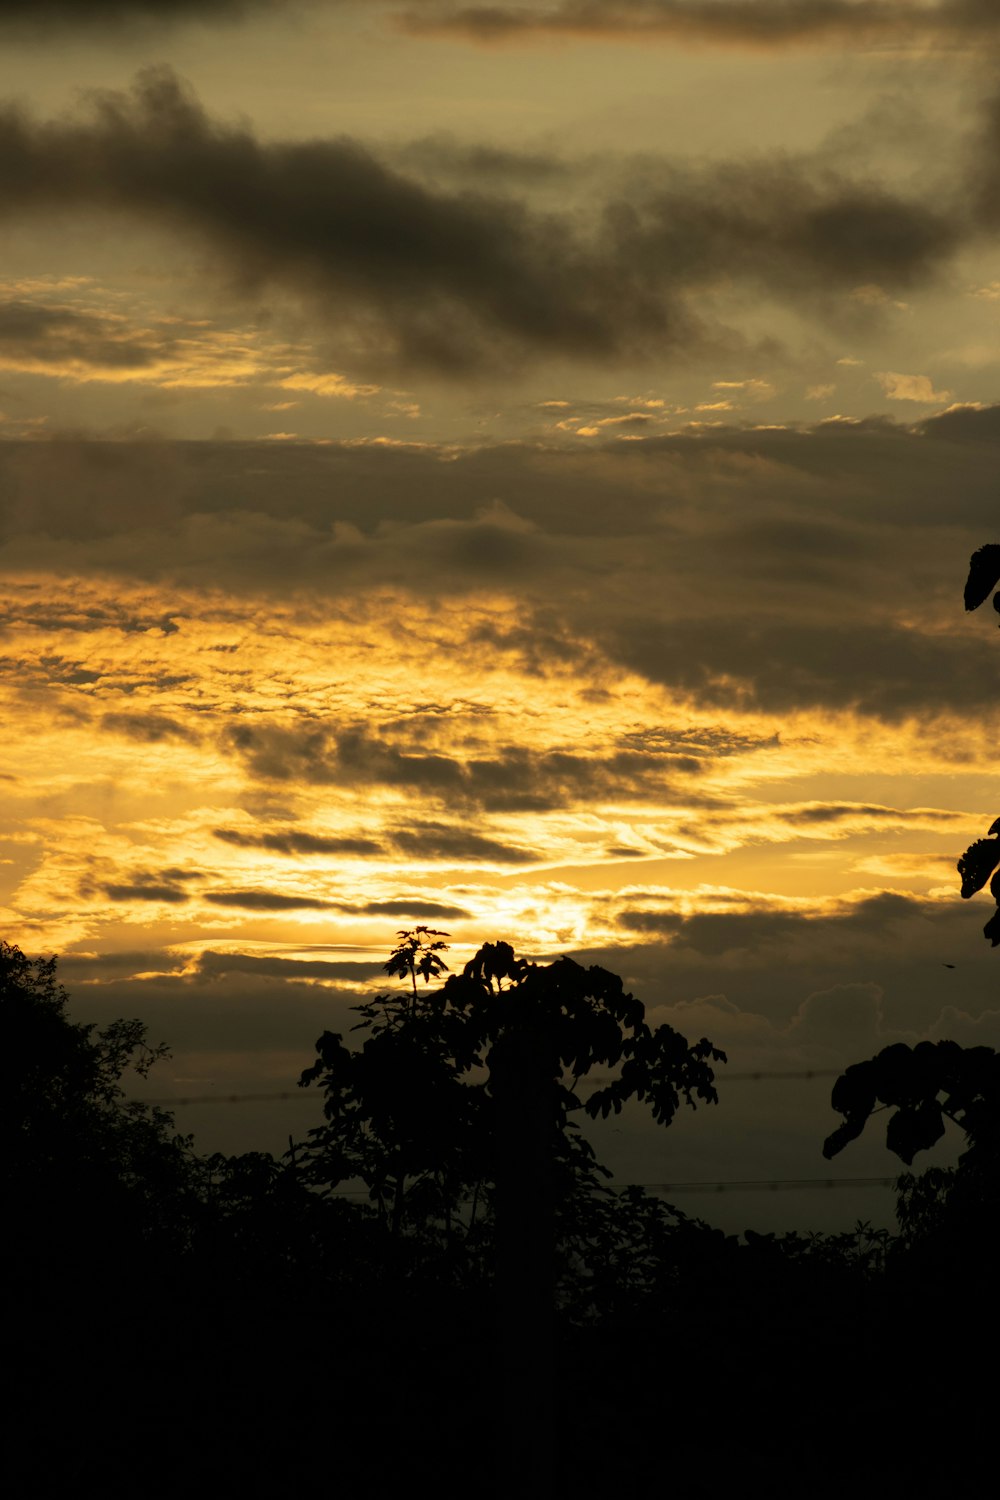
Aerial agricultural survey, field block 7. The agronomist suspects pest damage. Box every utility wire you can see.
[622,1176,898,1194]
[322,1176,899,1198]
[134,1069,841,1108]
[132,1072,887,1198]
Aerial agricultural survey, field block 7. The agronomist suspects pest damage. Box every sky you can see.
[3,0,1000,1234]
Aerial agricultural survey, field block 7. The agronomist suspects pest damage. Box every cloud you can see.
[0,299,161,378]
[196,950,381,982]
[0,286,374,395]
[215,816,541,868]
[0,0,274,30]
[357,898,471,918]
[102,711,199,743]
[592,889,997,1037]
[398,0,1000,49]
[600,609,1000,720]
[214,827,384,857]
[103,880,190,903]
[203,889,342,910]
[220,720,707,811]
[4,406,1000,726]
[390,822,536,864]
[875,371,953,404]
[0,68,968,377]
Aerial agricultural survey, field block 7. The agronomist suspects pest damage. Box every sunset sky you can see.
[4,0,1000,1232]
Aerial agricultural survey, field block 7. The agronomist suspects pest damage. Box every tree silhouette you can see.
[296,928,725,1248]
[296,928,725,1499]
[1,937,197,1267]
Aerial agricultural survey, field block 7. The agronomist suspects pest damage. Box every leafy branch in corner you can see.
[956,544,1000,944]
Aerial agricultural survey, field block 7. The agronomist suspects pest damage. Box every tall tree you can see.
[296,928,725,1251]
[1,937,197,1271]
[296,928,725,1499]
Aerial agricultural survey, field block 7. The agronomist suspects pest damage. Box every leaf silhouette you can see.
[957,838,1000,899]
[885,1099,945,1166]
[964,543,1000,611]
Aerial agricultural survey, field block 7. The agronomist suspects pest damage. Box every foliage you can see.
[552,1185,731,1323]
[823,1038,1000,1166]
[893,1165,957,1245]
[295,928,726,1267]
[958,544,1000,943]
[963,542,1000,615]
[1,938,198,1264]
[382,925,451,998]
[825,551,1000,1200]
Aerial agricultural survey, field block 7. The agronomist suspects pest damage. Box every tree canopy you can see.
[296,928,726,1256]
[1,937,196,1257]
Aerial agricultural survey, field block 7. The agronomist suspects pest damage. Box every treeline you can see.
[4,931,997,1498]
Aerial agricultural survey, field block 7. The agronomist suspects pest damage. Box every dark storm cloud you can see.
[599,891,999,1033]
[203,889,342,910]
[399,0,1000,47]
[622,726,780,758]
[103,881,190,903]
[969,88,1000,232]
[783,803,961,827]
[602,611,1000,720]
[102,711,199,743]
[84,864,203,904]
[919,404,1000,445]
[357,898,471,918]
[4,407,1000,722]
[0,0,274,28]
[392,135,573,189]
[620,892,924,951]
[0,68,968,374]
[66,964,364,1056]
[214,827,383,856]
[196,950,381,982]
[59,950,186,979]
[0,300,160,372]
[215,820,534,864]
[6,605,178,635]
[221,721,703,810]
[390,822,535,864]
[0,69,667,373]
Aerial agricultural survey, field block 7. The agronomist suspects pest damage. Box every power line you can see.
[625,1176,897,1194]
[134,1069,841,1108]
[322,1176,899,1199]
[138,1090,311,1107]
[724,1069,838,1082]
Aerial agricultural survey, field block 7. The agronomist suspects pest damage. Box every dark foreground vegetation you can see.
[7,553,1000,1495]
[5,928,999,1500]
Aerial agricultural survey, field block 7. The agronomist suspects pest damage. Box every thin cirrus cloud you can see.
[0,67,976,378]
